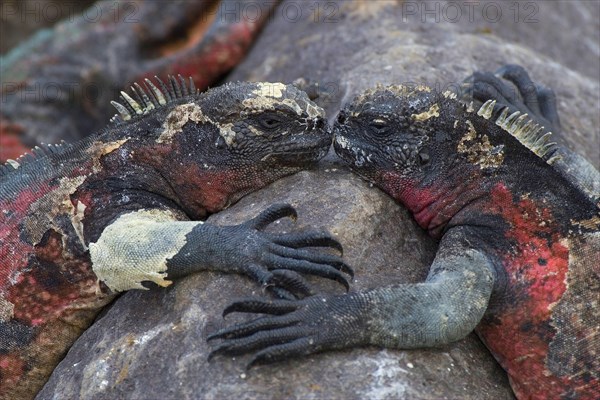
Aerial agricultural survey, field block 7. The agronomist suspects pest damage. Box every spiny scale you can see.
[1,75,197,178]
[477,99,562,165]
[0,142,66,177]
[110,75,198,124]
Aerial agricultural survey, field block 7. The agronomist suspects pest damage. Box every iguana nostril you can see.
[337,111,347,125]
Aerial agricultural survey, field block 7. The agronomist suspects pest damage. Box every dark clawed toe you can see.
[470,72,520,108]
[495,64,534,91]
[207,314,298,341]
[247,337,314,368]
[272,231,344,255]
[474,72,519,103]
[495,64,540,113]
[244,265,295,299]
[271,246,354,278]
[536,85,561,132]
[267,255,350,291]
[268,287,296,300]
[245,263,275,287]
[269,269,313,297]
[208,326,311,359]
[246,204,298,230]
[221,298,299,317]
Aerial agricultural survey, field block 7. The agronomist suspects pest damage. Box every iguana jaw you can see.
[150,115,330,217]
[168,163,315,217]
[332,87,489,236]
[263,121,331,166]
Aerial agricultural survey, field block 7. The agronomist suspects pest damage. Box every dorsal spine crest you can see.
[109,75,198,124]
[1,75,198,177]
[476,99,562,165]
[0,142,67,177]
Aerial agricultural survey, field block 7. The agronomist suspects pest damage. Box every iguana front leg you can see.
[207,227,494,365]
[90,204,352,300]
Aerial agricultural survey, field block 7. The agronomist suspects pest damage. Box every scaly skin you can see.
[0,0,279,161]
[0,77,352,399]
[208,65,599,400]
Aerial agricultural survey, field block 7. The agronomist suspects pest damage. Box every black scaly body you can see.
[0,76,352,399]
[208,65,599,400]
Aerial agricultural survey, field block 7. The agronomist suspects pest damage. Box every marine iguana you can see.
[1,0,280,162]
[0,76,352,399]
[208,65,599,399]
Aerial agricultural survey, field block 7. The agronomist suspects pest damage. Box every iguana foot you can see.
[463,64,561,133]
[171,204,353,300]
[207,295,366,367]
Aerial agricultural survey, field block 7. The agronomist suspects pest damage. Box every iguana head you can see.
[333,85,458,184]
[126,80,330,215]
[333,84,498,233]
[192,81,329,167]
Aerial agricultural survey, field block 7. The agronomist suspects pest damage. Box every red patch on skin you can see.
[379,171,480,237]
[378,172,440,228]
[0,185,51,289]
[1,167,107,396]
[6,230,99,327]
[0,354,26,388]
[477,183,571,399]
[379,173,589,398]
[170,162,266,216]
[1,171,99,323]
[134,143,268,217]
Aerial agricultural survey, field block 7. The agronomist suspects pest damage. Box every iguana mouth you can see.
[263,146,328,164]
[264,134,331,165]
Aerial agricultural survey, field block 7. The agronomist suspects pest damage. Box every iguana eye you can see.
[370,119,390,135]
[258,114,283,129]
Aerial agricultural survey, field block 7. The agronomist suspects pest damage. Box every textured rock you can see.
[39,1,598,399]
[38,163,513,399]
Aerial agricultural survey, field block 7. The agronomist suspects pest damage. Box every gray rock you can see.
[38,163,513,400]
[39,1,598,399]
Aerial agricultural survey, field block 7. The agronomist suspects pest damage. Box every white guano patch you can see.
[335,135,350,149]
[411,103,440,122]
[442,90,457,99]
[244,82,325,118]
[23,175,88,246]
[218,123,237,146]
[89,209,199,292]
[253,82,286,98]
[0,296,15,320]
[87,138,130,173]
[457,120,504,169]
[241,94,304,117]
[305,101,325,118]
[157,103,207,144]
[156,102,239,147]
[359,350,409,399]
[72,200,87,250]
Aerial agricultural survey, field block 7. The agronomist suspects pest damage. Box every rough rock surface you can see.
[38,165,514,400]
[39,1,598,399]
